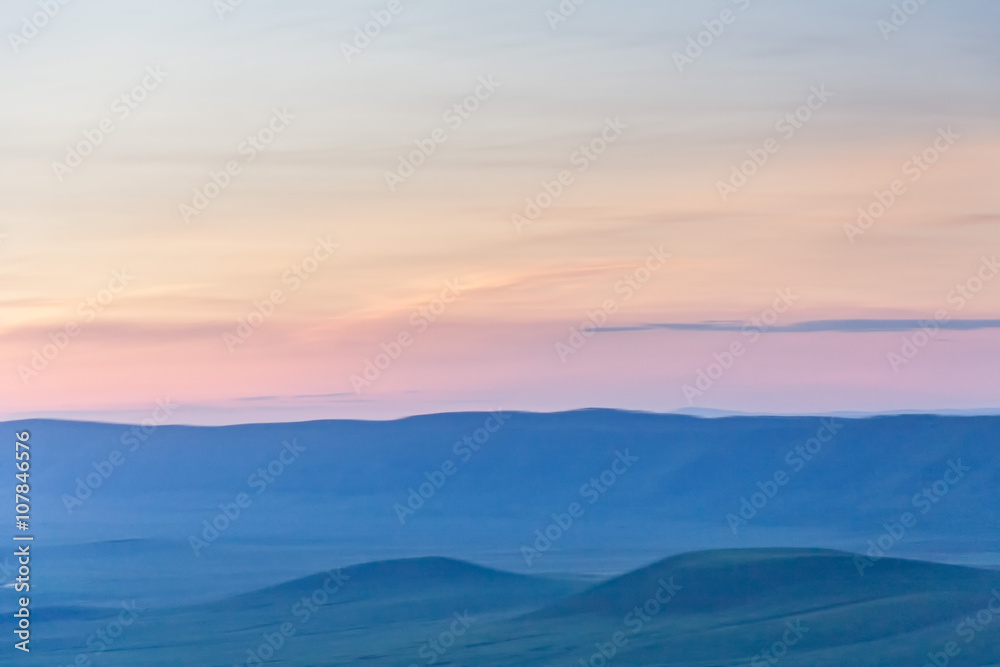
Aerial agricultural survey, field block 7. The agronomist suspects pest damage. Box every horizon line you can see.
[5,406,1000,429]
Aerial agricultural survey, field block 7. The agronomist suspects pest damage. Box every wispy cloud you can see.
[237,392,359,402]
[599,319,1000,334]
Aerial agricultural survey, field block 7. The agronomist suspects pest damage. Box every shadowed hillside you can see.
[23,549,1000,666]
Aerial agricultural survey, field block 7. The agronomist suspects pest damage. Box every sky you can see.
[2,0,999,423]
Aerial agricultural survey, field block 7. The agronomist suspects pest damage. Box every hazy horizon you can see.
[8,404,1000,427]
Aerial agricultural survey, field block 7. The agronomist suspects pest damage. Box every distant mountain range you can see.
[674,407,1000,418]
[11,410,997,555]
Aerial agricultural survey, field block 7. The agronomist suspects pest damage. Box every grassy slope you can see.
[24,549,1000,666]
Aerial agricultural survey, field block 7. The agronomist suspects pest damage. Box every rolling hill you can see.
[21,549,1000,666]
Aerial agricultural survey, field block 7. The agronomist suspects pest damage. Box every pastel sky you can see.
[2,0,999,423]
